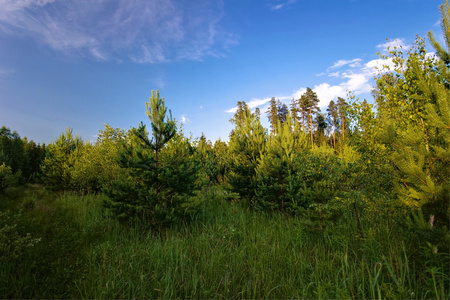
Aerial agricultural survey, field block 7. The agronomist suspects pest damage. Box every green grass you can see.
[0,185,448,299]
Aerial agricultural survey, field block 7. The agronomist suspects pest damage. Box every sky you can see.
[0,0,443,144]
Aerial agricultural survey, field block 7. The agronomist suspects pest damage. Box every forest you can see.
[0,3,449,299]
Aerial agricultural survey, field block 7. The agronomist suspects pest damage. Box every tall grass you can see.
[0,185,448,299]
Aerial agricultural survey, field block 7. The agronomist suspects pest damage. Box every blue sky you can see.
[0,0,442,144]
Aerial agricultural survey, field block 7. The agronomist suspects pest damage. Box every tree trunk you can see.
[332,117,336,149]
[310,107,314,146]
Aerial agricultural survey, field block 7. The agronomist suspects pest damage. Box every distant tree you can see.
[254,107,261,121]
[0,127,29,182]
[290,98,300,128]
[301,88,320,145]
[337,97,349,142]
[23,138,46,182]
[315,113,328,145]
[327,100,338,149]
[266,97,278,135]
[230,101,249,127]
[277,100,289,124]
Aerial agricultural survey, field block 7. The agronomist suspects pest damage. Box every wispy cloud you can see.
[267,0,298,10]
[0,0,237,63]
[180,114,190,124]
[226,96,290,113]
[329,58,362,69]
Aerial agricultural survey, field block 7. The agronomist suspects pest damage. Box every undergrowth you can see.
[0,185,448,299]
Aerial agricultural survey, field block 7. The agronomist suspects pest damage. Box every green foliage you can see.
[40,127,83,191]
[0,126,32,183]
[0,163,15,191]
[22,138,46,183]
[228,107,267,203]
[375,16,450,223]
[1,187,448,299]
[209,139,229,185]
[0,210,41,261]
[71,125,126,193]
[104,91,200,227]
[254,115,309,211]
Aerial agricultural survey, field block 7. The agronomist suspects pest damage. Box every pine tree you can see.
[277,100,289,124]
[104,91,199,227]
[266,97,278,135]
[337,97,348,142]
[228,108,267,203]
[377,4,450,224]
[299,94,309,132]
[290,98,300,128]
[327,100,338,149]
[315,112,327,145]
[302,87,320,145]
[229,101,249,127]
[428,0,450,66]
[255,114,308,211]
[40,127,83,191]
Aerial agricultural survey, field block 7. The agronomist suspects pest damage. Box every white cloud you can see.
[267,0,298,10]
[330,58,362,69]
[180,114,190,124]
[225,96,290,113]
[328,71,340,77]
[364,57,395,72]
[0,0,237,63]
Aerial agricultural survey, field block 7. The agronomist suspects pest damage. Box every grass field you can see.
[0,184,448,299]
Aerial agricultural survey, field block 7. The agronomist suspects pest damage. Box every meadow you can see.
[1,184,448,299]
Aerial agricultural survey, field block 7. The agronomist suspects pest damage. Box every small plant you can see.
[0,210,41,261]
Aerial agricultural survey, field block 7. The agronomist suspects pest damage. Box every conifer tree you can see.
[299,94,309,132]
[254,107,261,121]
[277,100,289,124]
[327,100,338,149]
[228,106,267,203]
[211,139,229,184]
[229,101,249,127]
[40,127,83,191]
[255,114,308,211]
[302,88,320,145]
[377,4,450,223]
[337,97,348,142]
[267,97,278,135]
[428,0,450,66]
[104,91,199,226]
[290,98,300,127]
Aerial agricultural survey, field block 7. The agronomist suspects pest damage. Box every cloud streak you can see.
[0,0,237,63]
[267,0,298,10]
